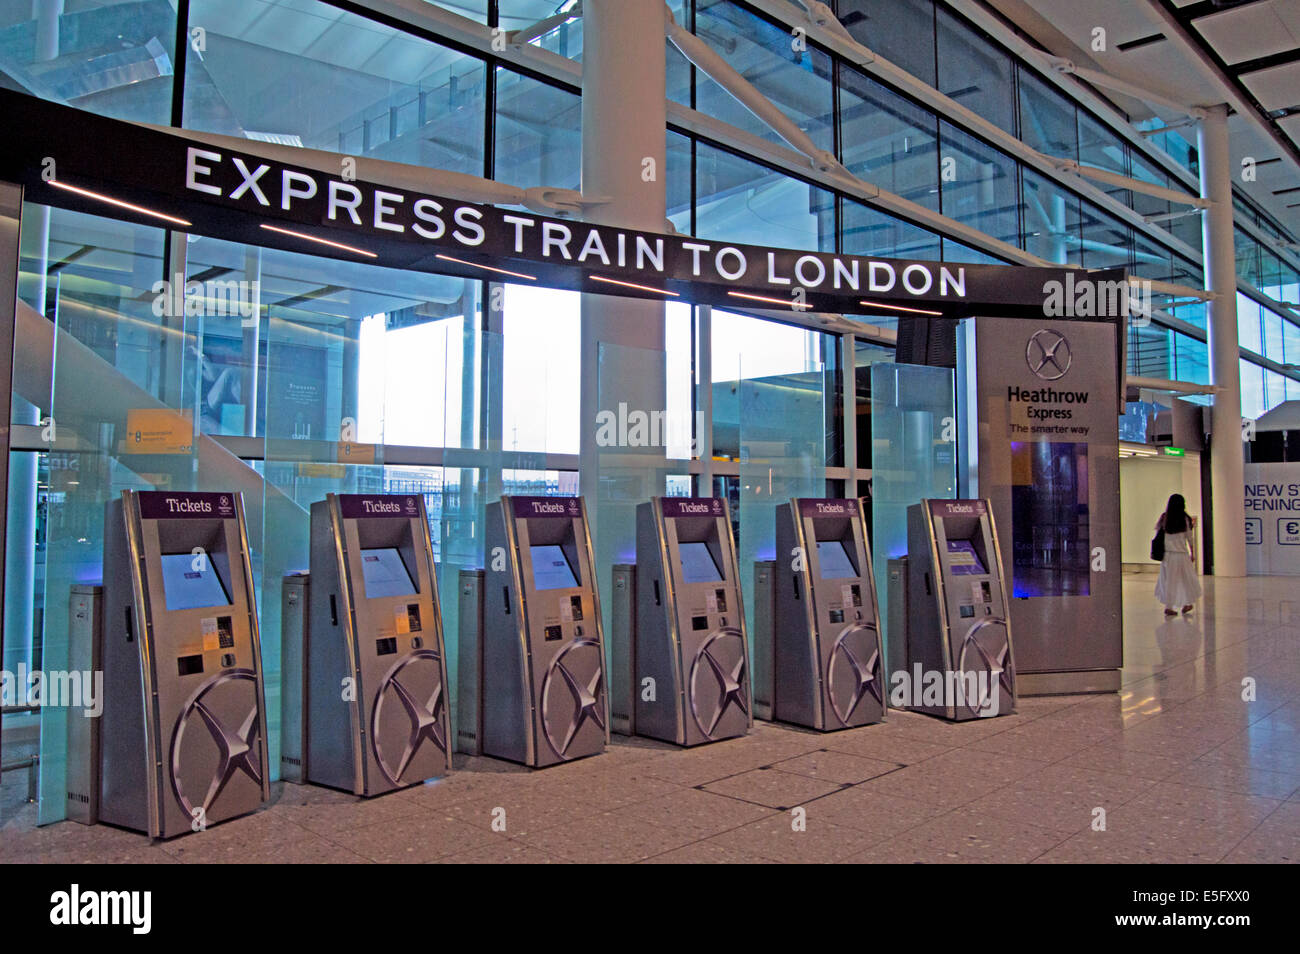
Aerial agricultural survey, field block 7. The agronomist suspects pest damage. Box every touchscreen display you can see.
[816,540,857,579]
[360,548,417,598]
[946,540,987,576]
[678,542,723,583]
[159,552,232,611]
[531,544,578,590]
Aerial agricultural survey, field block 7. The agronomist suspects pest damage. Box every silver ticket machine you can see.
[100,490,270,838]
[297,494,451,795]
[774,498,885,730]
[634,497,751,746]
[483,496,608,767]
[905,499,1016,720]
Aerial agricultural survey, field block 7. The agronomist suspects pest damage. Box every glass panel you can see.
[1018,69,1077,160]
[1172,333,1210,386]
[1127,323,1172,378]
[0,0,177,123]
[667,0,691,106]
[1079,203,1132,270]
[693,0,835,154]
[667,130,693,234]
[21,203,210,824]
[1263,306,1285,363]
[935,7,1013,133]
[841,198,941,261]
[839,0,936,87]
[1077,111,1130,207]
[1022,168,1082,266]
[1237,293,1263,355]
[184,0,486,176]
[501,283,577,454]
[695,142,835,250]
[499,1,582,58]
[870,363,956,669]
[493,68,581,190]
[838,63,939,212]
[1239,360,1266,420]
[937,122,1020,249]
[732,318,831,659]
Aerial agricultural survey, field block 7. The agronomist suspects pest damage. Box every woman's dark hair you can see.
[1164,493,1188,534]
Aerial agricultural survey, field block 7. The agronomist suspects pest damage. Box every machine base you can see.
[1017,669,1121,696]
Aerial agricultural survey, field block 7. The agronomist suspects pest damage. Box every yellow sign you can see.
[124,409,194,455]
[298,462,347,479]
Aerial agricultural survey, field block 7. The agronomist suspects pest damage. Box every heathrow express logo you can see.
[170,669,263,824]
[371,649,447,784]
[827,626,883,726]
[1026,328,1072,380]
[540,637,606,759]
[689,629,749,739]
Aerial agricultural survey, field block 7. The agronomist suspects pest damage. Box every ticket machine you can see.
[635,497,751,746]
[774,498,885,730]
[482,496,608,767]
[100,490,270,838]
[904,499,1016,720]
[297,493,451,795]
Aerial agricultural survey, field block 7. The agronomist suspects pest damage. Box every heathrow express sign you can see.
[1,89,1125,321]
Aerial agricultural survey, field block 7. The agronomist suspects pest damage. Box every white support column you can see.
[1199,104,1246,576]
[579,0,667,503]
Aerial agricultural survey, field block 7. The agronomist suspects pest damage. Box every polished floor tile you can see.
[6,574,1300,863]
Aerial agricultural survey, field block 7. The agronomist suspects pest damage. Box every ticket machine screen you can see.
[159,552,232,611]
[531,545,578,590]
[360,548,417,598]
[946,540,987,575]
[678,542,723,583]
[816,540,857,579]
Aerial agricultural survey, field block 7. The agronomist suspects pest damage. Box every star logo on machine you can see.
[1025,328,1072,380]
[540,637,606,759]
[689,628,749,739]
[956,619,1014,718]
[827,625,882,726]
[371,649,447,784]
[170,669,263,819]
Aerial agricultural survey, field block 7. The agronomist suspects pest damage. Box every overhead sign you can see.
[0,88,1128,321]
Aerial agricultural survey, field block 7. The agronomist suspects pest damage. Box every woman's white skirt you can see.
[1155,553,1202,608]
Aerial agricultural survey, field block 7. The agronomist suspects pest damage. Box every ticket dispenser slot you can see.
[905,499,1017,721]
[483,496,608,767]
[298,494,450,796]
[774,498,885,731]
[634,497,752,747]
[100,491,270,839]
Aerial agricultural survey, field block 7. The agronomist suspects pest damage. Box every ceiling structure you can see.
[982,0,1300,246]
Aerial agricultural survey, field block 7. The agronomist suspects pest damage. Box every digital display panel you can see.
[159,553,232,611]
[946,540,987,576]
[360,548,417,598]
[531,544,578,590]
[678,542,723,583]
[816,540,857,579]
[1010,441,1090,597]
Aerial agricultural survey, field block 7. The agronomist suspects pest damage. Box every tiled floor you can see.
[4,573,1300,863]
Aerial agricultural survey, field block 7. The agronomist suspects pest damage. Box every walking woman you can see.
[1155,493,1202,616]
